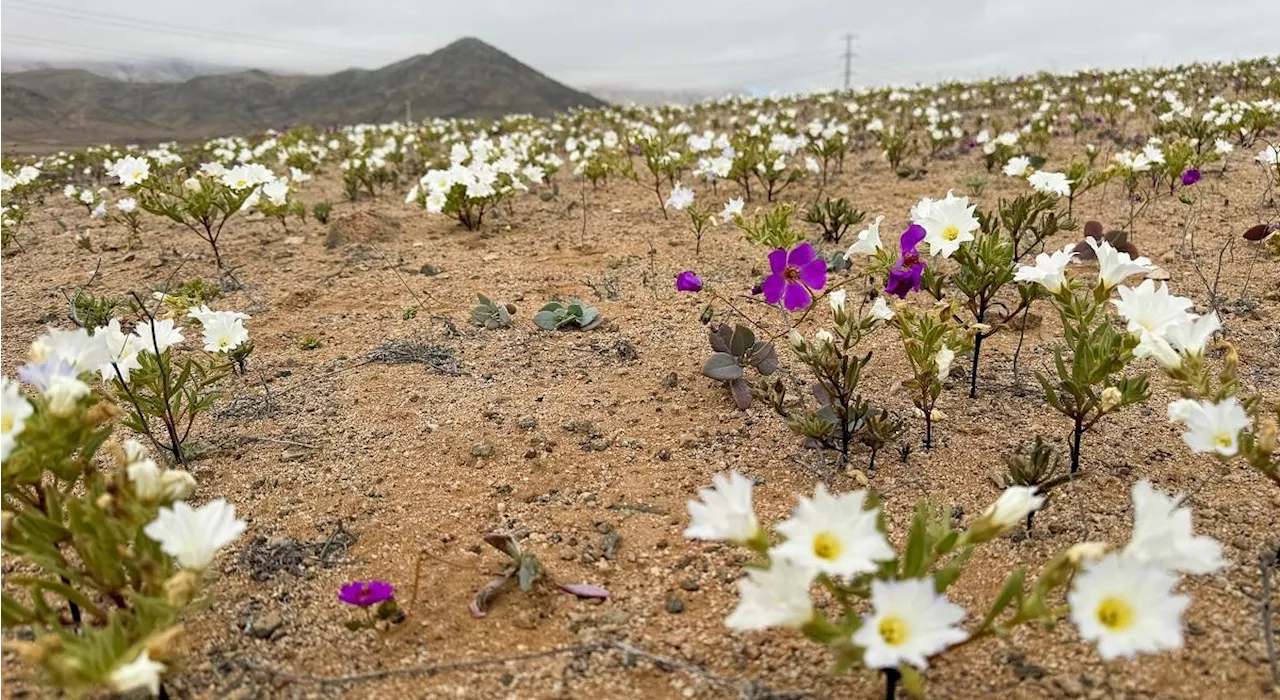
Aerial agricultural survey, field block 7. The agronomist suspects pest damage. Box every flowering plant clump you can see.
[104,302,252,466]
[2,334,245,697]
[405,138,527,230]
[338,580,403,630]
[686,473,1222,697]
[114,158,277,270]
[665,182,717,256]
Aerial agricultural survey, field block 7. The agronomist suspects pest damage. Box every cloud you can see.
[3,0,1277,92]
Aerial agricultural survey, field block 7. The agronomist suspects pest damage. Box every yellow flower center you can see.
[1,415,14,433]
[878,616,910,646]
[1095,596,1134,631]
[941,225,960,241]
[1213,433,1233,450]
[812,532,842,561]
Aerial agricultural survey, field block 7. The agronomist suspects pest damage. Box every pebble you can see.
[249,612,283,640]
[664,594,686,614]
[469,442,494,459]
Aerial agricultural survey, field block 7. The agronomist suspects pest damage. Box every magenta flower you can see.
[675,271,703,292]
[762,242,826,311]
[885,225,927,299]
[1180,168,1201,186]
[338,580,395,607]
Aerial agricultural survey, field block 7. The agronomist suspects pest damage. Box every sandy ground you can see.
[2,142,1279,699]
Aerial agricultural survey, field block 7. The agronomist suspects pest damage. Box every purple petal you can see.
[767,248,788,275]
[787,242,816,267]
[899,224,926,252]
[675,271,703,292]
[885,266,921,299]
[557,582,610,600]
[782,282,812,311]
[761,273,785,304]
[797,259,827,291]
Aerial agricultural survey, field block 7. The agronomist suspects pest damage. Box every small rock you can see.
[657,449,672,461]
[469,443,494,459]
[281,448,307,463]
[602,531,622,560]
[679,578,700,592]
[661,372,678,388]
[420,264,443,276]
[249,612,283,640]
[1050,674,1084,698]
[518,416,538,431]
[664,594,685,614]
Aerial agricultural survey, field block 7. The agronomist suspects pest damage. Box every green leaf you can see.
[979,568,1026,630]
[702,353,744,381]
[901,501,929,578]
[900,665,926,699]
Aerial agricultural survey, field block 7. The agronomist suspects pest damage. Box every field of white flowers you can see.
[2,57,1280,699]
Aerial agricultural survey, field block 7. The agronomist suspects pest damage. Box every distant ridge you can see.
[1,38,608,150]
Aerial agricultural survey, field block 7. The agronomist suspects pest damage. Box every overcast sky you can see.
[4,0,1279,92]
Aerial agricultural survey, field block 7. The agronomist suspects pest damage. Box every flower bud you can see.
[1100,386,1122,413]
[1065,541,1110,566]
[164,570,200,607]
[1258,418,1277,456]
[788,329,805,350]
[145,626,185,662]
[96,493,114,511]
[45,376,90,417]
[127,459,164,501]
[160,471,197,501]
[814,329,834,347]
[85,400,122,426]
[182,177,202,193]
[828,290,847,313]
[970,323,992,335]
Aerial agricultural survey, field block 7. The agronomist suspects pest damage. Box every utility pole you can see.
[842,34,856,91]
[405,99,411,123]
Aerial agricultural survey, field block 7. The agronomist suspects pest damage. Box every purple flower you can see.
[1181,168,1201,186]
[338,580,395,607]
[761,242,826,311]
[884,225,927,299]
[675,271,703,292]
[17,358,77,392]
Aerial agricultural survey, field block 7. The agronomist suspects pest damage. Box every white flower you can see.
[1068,552,1188,660]
[665,182,694,211]
[1257,145,1279,166]
[1028,170,1072,197]
[772,484,893,578]
[1002,155,1031,177]
[725,559,815,631]
[261,179,289,207]
[934,347,955,381]
[112,156,151,187]
[1087,239,1155,289]
[978,486,1045,532]
[828,290,847,313]
[128,459,164,501]
[1112,280,1194,340]
[143,499,246,570]
[109,650,166,696]
[868,296,895,321]
[852,578,968,670]
[913,191,979,258]
[685,471,760,544]
[2,377,34,462]
[132,319,184,355]
[521,163,545,184]
[425,191,447,213]
[846,215,884,256]
[188,308,250,353]
[1164,312,1220,358]
[44,375,90,416]
[91,203,107,219]
[1213,139,1233,155]
[814,329,835,346]
[1014,244,1077,293]
[117,197,137,213]
[1124,480,1224,575]
[78,189,96,205]
[720,197,744,223]
[289,167,312,183]
[95,319,143,383]
[1166,397,1251,457]
[122,438,149,465]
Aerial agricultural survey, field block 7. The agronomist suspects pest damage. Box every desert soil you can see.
[2,146,1279,700]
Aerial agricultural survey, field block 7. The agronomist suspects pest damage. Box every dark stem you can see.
[883,668,900,700]
[969,331,984,399]
[61,575,81,628]
[1011,305,1031,387]
[924,410,933,450]
[1070,416,1084,474]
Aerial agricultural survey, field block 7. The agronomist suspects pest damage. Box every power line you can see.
[1,33,163,63]
[6,0,397,62]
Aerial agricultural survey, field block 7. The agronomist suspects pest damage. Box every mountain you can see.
[1,38,608,151]
[0,58,246,83]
